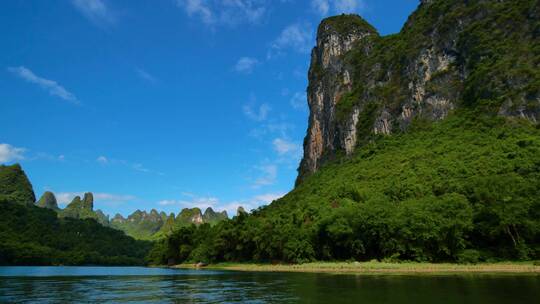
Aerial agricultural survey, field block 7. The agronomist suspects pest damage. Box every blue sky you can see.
[0,0,418,217]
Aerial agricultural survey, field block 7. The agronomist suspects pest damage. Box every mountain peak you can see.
[82,192,93,210]
[36,191,59,210]
[0,164,36,206]
[297,0,540,184]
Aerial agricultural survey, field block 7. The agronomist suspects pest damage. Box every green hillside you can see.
[0,164,151,266]
[150,0,540,265]
[150,113,540,265]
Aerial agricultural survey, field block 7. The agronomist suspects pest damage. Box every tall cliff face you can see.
[297,0,540,184]
[297,16,378,183]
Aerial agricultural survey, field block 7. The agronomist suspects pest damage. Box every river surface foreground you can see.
[0,266,539,303]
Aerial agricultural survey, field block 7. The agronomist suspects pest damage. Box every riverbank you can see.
[173,261,540,275]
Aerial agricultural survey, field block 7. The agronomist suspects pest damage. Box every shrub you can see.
[457,249,481,264]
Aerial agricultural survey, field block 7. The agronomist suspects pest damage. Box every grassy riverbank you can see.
[173,261,540,275]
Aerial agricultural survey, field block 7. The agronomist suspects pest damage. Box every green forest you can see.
[0,165,151,266]
[1,0,539,268]
[148,0,540,266]
[148,112,540,265]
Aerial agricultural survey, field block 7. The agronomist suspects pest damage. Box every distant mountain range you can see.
[0,164,151,265]
[34,190,231,240]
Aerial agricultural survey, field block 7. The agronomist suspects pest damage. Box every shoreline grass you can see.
[172,261,540,275]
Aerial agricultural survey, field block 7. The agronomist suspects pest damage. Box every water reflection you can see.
[0,267,539,303]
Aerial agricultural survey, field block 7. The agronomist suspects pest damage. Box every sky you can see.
[0,0,419,217]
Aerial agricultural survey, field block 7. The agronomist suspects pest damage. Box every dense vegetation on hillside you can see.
[149,113,540,265]
[0,165,151,266]
[0,164,35,206]
[150,0,540,265]
[336,0,539,127]
[110,207,228,240]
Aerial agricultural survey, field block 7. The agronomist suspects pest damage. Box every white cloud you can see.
[222,192,285,215]
[159,195,219,210]
[270,22,313,56]
[249,121,295,139]
[159,192,285,217]
[290,91,307,110]
[181,0,213,24]
[94,193,136,202]
[95,156,162,175]
[135,68,157,83]
[234,57,259,74]
[334,0,364,13]
[272,138,301,157]
[8,66,79,104]
[31,152,66,162]
[55,191,135,206]
[0,143,26,163]
[158,200,179,206]
[253,164,277,187]
[312,0,330,15]
[132,163,150,173]
[243,103,271,122]
[311,0,365,16]
[176,0,267,27]
[72,0,114,27]
[251,192,285,205]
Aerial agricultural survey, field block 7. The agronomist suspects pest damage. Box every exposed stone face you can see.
[36,191,59,210]
[296,2,539,184]
[178,208,204,224]
[82,192,93,210]
[112,213,126,223]
[297,16,378,184]
[191,212,203,224]
[237,206,247,216]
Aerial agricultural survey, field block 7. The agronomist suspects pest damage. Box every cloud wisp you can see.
[176,0,267,27]
[72,0,115,28]
[311,0,365,16]
[55,191,136,207]
[234,57,259,74]
[135,68,158,84]
[158,192,285,217]
[272,138,301,158]
[269,22,313,57]
[7,66,79,104]
[290,91,307,110]
[0,143,26,163]
[96,155,163,175]
[243,103,271,122]
[252,164,277,188]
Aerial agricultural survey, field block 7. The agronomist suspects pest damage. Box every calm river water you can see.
[0,266,538,303]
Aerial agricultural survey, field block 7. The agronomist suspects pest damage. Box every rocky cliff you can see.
[297,0,540,183]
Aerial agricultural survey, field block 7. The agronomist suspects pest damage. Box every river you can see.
[0,266,538,303]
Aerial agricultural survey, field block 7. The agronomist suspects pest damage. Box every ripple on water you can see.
[1,267,539,303]
[0,268,299,303]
